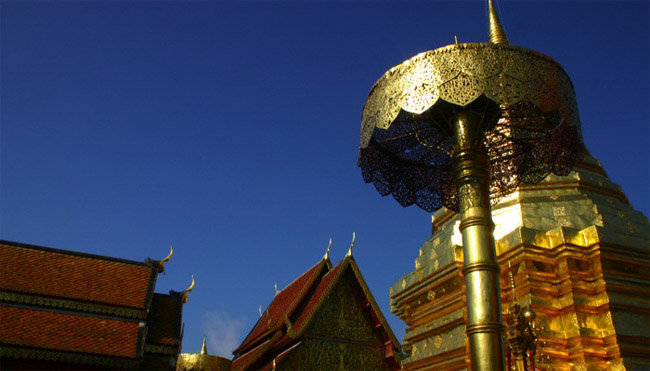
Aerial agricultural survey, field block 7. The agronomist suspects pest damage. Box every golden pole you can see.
[452,110,505,370]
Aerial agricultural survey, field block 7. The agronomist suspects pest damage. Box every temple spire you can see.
[487,0,509,44]
[200,336,208,355]
[323,238,332,260]
[346,232,356,257]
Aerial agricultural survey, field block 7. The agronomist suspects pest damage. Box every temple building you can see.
[0,240,193,370]
[390,153,650,370]
[230,240,403,370]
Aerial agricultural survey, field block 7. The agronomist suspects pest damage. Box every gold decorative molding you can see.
[0,291,147,319]
[360,43,578,148]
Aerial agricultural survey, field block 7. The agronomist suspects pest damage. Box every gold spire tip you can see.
[323,238,332,260]
[182,275,195,304]
[200,335,208,355]
[346,232,356,257]
[487,0,509,45]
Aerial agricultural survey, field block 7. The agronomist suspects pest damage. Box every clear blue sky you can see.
[2,0,648,358]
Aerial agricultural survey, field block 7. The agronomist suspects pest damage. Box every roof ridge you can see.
[0,240,152,267]
[232,259,328,355]
[347,258,402,352]
[287,257,352,338]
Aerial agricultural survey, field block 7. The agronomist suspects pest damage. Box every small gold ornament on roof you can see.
[146,244,174,273]
[182,275,195,304]
[200,335,208,355]
[323,238,332,260]
[346,232,356,257]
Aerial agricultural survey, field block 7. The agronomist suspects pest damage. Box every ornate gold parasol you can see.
[358,1,582,369]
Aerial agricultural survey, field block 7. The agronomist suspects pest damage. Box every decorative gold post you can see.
[452,111,505,370]
[357,1,582,370]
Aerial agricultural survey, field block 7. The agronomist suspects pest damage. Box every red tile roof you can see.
[233,260,327,354]
[0,306,141,358]
[0,242,155,309]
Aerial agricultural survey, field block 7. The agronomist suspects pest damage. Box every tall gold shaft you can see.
[452,111,505,370]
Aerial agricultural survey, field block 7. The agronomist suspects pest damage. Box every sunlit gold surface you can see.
[391,154,650,370]
[177,337,232,371]
[488,0,509,45]
[176,353,231,371]
[452,111,505,370]
[360,43,578,149]
[182,275,195,304]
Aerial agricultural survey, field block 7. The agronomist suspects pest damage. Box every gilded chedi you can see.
[390,153,650,370]
[177,337,232,371]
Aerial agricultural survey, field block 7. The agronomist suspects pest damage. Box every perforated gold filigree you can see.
[361,43,579,148]
[358,43,583,212]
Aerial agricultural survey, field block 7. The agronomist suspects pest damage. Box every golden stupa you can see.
[377,2,650,371]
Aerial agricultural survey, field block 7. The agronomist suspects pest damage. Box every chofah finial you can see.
[182,275,195,304]
[323,238,332,260]
[346,232,356,257]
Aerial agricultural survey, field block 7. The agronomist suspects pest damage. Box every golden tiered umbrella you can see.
[358,1,582,369]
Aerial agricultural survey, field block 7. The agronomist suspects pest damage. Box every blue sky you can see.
[2,1,648,357]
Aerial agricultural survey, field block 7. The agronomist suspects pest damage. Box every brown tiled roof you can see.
[233,260,327,354]
[0,306,141,358]
[146,293,183,347]
[0,241,155,309]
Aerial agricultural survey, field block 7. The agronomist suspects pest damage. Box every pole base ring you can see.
[466,322,504,336]
[459,216,495,231]
[463,261,500,276]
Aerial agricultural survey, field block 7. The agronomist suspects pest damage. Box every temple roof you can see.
[233,259,329,354]
[0,240,158,310]
[231,255,401,370]
[0,305,142,358]
[0,240,185,369]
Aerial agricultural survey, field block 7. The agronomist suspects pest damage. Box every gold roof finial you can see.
[487,0,509,45]
[200,335,208,355]
[182,275,195,304]
[323,238,332,260]
[274,283,279,295]
[346,232,356,257]
[146,244,174,274]
[259,305,263,317]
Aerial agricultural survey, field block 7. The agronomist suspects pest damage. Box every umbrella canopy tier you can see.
[359,43,583,212]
